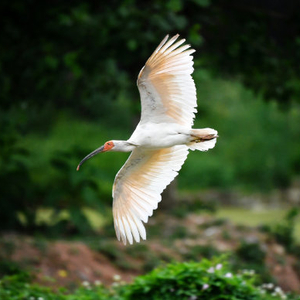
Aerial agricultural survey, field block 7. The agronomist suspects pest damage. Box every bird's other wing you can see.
[137,34,197,126]
[112,145,189,245]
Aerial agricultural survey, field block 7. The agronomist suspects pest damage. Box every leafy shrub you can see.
[272,208,299,252]
[124,258,298,300]
[236,241,266,265]
[45,148,102,235]
[171,197,217,219]
[0,116,41,231]
[184,245,221,261]
[1,114,130,235]
[2,1,300,121]
[1,258,300,300]
[0,261,25,278]
[0,272,114,300]
[234,241,273,284]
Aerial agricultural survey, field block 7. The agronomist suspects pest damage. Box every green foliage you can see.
[202,2,300,105]
[45,148,101,234]
[1,258,299,300]
[0,116,41,230]
[184,245,221,261]
[0,113,118,234]
[170,225,189,239]
[171,198,217,218]
[272,208,299,252]
[0,261,25,278]
[232,240,274,285]
[124,258,292,299]
[180,72,300,191]
[0,0,211,125]
[0,272,115,300]
[1,1,300,130]
[236,241,266,266]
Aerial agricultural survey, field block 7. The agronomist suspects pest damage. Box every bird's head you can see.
[103,140,115,152]
[76,140,136,171]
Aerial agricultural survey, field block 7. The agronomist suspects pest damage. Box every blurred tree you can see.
[200,0,300,104]
[0,0,203,127]
[0,116,40,230]
[2,0,299,130]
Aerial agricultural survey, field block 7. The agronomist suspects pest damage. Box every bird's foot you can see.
[192,133,218,143]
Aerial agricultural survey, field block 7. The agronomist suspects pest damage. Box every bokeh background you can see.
[1,0,300,297]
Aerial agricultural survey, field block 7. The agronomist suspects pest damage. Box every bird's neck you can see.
[111,140,137,152]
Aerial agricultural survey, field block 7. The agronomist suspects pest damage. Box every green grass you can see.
[216,207,300,242]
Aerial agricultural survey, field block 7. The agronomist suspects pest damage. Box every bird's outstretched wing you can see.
[112,145,189,245]
[137,34,197,126]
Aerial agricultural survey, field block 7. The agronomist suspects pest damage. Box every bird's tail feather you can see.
[187,128,218,151]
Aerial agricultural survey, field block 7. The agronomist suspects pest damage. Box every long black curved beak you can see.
[76,145,104,171]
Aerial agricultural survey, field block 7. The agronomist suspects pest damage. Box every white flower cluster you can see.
[242,269,255,276]
[94,280,102,286]
[29,297,44,300]
[82,280,92,290]
[207,263,223,274]
[113,274,121,281]
[82,280,90,287]
[111,274,127,288]
[260,283,287,299]
[224,272,232,278]
[206,264,232,279]
[81,280,103,290]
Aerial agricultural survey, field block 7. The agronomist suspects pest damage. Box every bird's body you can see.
[77,34,218,245]
[129,122,190,148]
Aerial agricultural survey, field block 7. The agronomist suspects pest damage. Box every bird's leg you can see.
[191,133,218,143]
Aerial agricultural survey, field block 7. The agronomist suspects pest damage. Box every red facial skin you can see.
[103,141,114,152]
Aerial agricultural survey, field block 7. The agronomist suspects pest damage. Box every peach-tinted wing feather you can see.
[137,34,197,126]
[112,145,189,245]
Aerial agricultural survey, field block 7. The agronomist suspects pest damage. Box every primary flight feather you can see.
[77,34,218,245]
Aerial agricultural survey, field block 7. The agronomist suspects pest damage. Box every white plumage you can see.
[77,34,218,245]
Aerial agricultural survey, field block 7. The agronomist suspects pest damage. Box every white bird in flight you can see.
[77,34,218,245]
